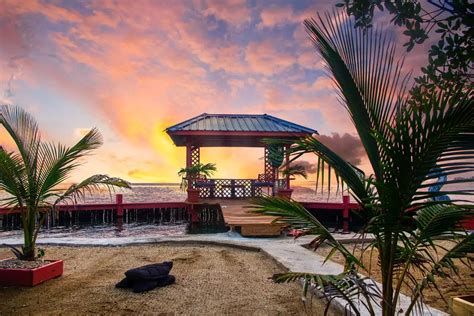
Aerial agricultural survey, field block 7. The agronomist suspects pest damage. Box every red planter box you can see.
[0,259,63,287]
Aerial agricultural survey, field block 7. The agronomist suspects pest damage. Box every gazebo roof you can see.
[166,113,317,147]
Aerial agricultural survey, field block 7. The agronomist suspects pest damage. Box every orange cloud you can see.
[0,0,383,183]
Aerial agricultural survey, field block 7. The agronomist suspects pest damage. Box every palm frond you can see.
[291,136,370,204]
[0,105,42,209]
[38,128,103,199]
[379,88,474,208]
[281,164,308,179]
[0,105,41,170]
[0,148,27,207]
[53,174,131,206]
[415,204,472,242]
[273,271,381,316]
[250,196,363,271]
[177,163,216,190]
[304,13,409,181]
[405,234,474,315]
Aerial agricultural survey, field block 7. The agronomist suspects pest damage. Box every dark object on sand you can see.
[116,261,175,293]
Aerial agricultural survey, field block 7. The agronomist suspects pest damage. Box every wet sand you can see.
[0,244,330,315]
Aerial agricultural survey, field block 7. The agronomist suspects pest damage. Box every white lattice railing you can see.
[192,178,273,199]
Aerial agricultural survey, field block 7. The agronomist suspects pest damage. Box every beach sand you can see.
[0,244,330,315]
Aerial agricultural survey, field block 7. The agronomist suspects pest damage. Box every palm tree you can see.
[281,164,307,179]
[280,164,307,190]
[178,162,216,190]
[0,105,131,261]
[252,12,473,316]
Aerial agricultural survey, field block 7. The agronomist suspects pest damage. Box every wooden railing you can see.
[0,197,187,215]
[301,196,361,233]
[0,195,232,231]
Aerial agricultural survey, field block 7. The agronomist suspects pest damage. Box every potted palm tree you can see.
[178,163,216,202]
[0,105,130,286]
[278,164,307,199]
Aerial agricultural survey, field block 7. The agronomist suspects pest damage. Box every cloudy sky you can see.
[0,0,431,183]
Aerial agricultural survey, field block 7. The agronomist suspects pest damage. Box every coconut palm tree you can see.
[0,105,131,261]
[280,164,307,190]
[252,12,473,316]
[281,164,307,180]
[178,162,217,190]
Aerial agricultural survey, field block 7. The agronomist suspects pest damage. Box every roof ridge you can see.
[166,113,317,134]
[264,114,317,133]
[201,113,266,117]
[164,113,208,131]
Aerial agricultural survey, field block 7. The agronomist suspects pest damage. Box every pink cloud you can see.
[245,39,297,75]
[258,5,295,28]
[201,0,251,26]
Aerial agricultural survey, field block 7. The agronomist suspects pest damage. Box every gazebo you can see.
[166,113,316,201]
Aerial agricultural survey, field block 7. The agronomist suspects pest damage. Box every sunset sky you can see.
[0,0,432,183]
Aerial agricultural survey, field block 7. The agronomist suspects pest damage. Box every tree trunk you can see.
[381,230,399,316]
[22,246,36,261]
[22,208,36,261]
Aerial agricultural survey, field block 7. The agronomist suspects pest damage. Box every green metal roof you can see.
[166,113,317,134]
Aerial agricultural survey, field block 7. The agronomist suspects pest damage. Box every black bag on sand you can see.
[115,261,175,293]
[132,275,175,293]
[125,261,173,281]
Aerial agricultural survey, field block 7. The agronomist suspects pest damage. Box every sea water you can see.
[0,183,344,238]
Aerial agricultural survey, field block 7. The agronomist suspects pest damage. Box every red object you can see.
[461,218,474,230]
[300,201,361,210]
[0,259,63,287]
[187,188,200,203]
[288,229,303,237]
[277,189,293,199]
[342,195,350,233]
[187,205,199,223]
[300,196,358,234]
[116,194,123,217]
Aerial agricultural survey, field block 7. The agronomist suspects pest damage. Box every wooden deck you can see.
[199,199,284,237]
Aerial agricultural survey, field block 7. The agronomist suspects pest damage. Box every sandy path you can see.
[0,244,330,315]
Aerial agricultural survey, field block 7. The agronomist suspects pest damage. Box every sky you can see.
[0,0,432,183]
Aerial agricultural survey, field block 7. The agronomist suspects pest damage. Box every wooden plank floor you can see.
[200,199,284,237]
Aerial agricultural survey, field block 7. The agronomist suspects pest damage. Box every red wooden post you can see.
[116,194,123,217]
[188,205,199,223]
[186,144,192,168]
[342,195,350,233]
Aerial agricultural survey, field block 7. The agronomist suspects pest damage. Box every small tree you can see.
[280,163,307,189]
[178,162,216,190]
[281,164,308,180]
[0,105,131,261]
[252,12,473,315]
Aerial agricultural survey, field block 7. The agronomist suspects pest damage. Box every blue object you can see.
[428,167,450,201]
